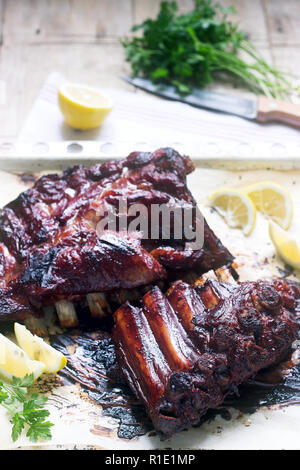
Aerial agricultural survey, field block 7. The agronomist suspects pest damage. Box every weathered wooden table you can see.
[0,0,299,140]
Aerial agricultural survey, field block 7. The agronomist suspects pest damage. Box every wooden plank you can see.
[263,0,300,46]
[3,0,133,42]
[133,0,268,45]
[0,42,131,138]
[221,0,268,45]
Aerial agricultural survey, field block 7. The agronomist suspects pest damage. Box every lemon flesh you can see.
[0,333,45,382]
[269,221,300,269]
[245,181,293,230]
[58,83,113,130]
[14,323,67,374]
[207,189,256,236]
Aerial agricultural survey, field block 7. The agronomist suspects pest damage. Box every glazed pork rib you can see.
[112,273,300,437]
[0,148,233,329]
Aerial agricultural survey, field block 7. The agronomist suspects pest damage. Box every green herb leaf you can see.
[0,389,9,403]
[26,421,54,442]
[11,413,25,442]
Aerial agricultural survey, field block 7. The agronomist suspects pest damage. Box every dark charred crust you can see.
[125,151,153,169]
[21,248,59,286]
[51,331,152,439]
[256,285,282,311]
[0,286,35,321]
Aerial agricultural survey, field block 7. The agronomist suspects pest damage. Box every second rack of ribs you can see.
[112,277,300,437]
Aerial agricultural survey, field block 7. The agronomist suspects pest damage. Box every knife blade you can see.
[122,76,300,128]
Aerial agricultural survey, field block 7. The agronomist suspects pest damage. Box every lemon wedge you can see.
[207,189,256,236]
[14,323,67,374]
[269,221,300,269]
[245,181,293,230]
[58,83,113,130]
[0,333,45,382]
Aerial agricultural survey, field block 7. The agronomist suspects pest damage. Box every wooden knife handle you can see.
[257,95,300,128]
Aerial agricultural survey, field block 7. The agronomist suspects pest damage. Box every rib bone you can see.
[215,266,237,283]
[55,300,79,327]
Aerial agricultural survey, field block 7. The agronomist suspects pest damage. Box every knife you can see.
[122,76,300,128]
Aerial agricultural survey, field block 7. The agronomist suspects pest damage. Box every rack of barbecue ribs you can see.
[0,148,233,332]
[112,269,300,437]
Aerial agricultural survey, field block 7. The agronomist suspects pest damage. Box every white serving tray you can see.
[0,142,300,450]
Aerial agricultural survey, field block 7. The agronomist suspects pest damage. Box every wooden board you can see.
[0,161,299,450]
[263,0,300,46]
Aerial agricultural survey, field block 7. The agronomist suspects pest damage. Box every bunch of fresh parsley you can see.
[123,0,295,98]
[0,374,53,442]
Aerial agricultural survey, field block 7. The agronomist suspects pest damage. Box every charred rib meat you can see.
[0,148,233,324]
[112,277,300,437]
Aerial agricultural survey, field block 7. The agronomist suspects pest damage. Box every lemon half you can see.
[269,221,300,269]
[58,83,113,130]
[245,181,293,230]
[207,189,256,236]
[14,323,67,374]
[0,333,45,382]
